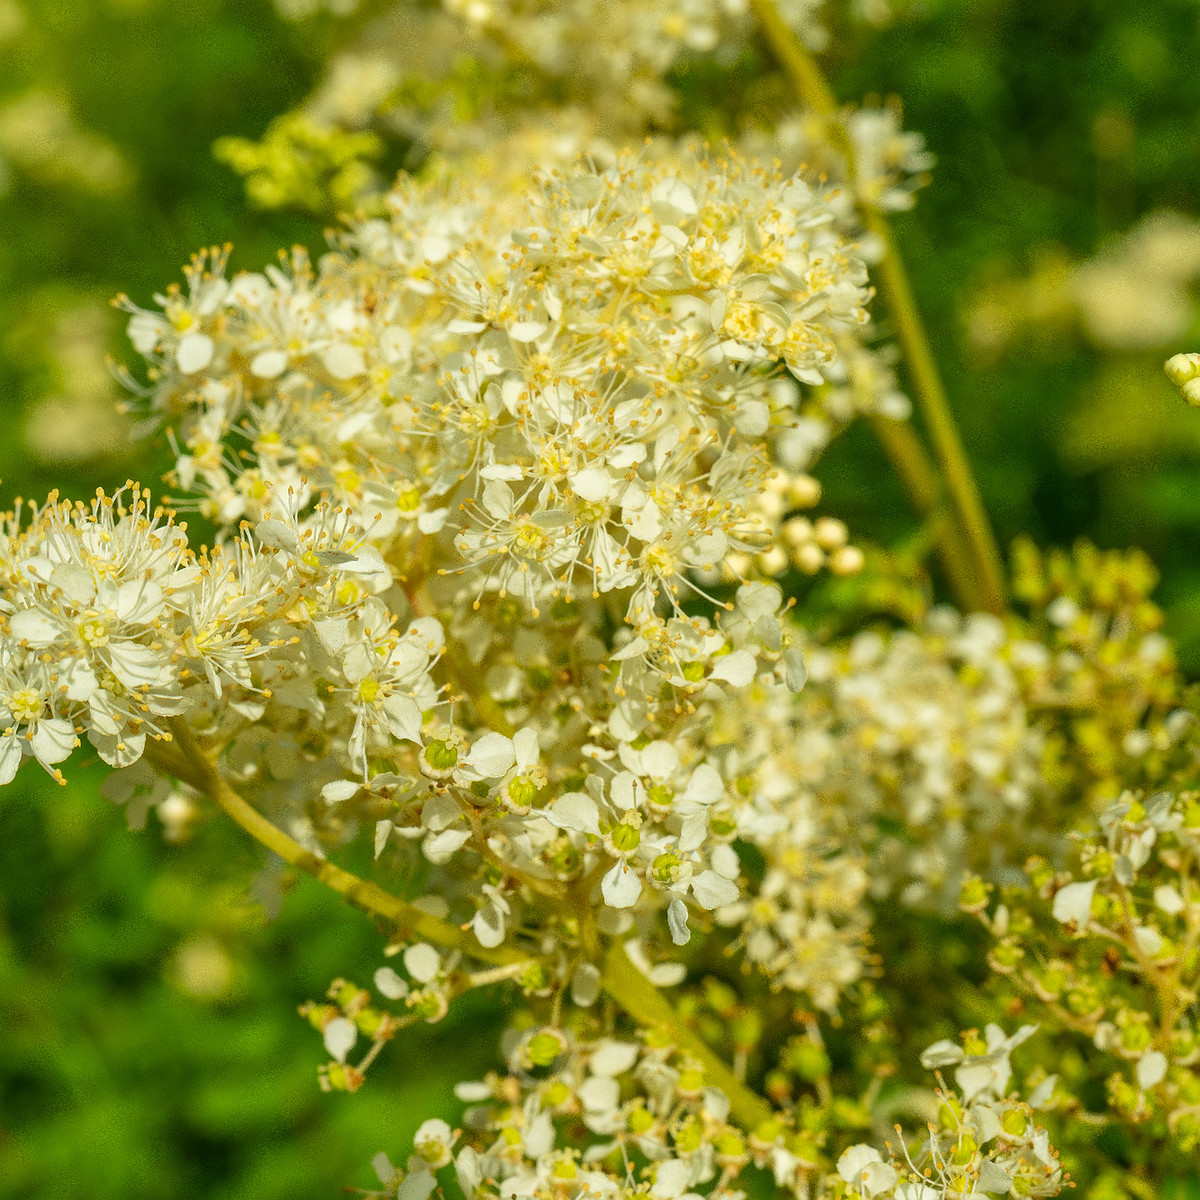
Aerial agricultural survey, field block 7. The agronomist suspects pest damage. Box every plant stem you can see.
[867,414,986,612]
[147,723,777,1131]
[598,940,774,1131]
[748,0,1006,615]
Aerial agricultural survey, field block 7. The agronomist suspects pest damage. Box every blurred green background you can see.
[4,0,1200,1195]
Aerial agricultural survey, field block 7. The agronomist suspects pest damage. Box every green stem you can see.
[599,940,774,1131]
[398,538,516,738]
[867,413,986,613]
[748,0,1006,615]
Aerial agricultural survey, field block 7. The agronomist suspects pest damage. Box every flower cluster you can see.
[967,789,1200,1158]
[836,1026,1065,1200]
[355,1019,1065,1200]
[121,150,871,633]
[269,0,899,137]
[0,485,398,780]
[8,2,1195,1197]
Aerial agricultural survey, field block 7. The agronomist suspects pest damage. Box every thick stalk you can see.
[599,940,774,1131]
[748,0,1006,615]
[148,723,776,1130]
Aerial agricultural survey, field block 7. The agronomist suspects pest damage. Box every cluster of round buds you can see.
[966,790,1200,1155]
[715,469,863,581]
[1165,351,1200,407]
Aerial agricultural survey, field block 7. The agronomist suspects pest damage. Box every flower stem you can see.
[398,537,516,737]
[748,0,1006,615]
[598,940,774,1131]
[867,413,987,612]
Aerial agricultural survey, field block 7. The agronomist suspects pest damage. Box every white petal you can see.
[838,1146,884,1185]
[373,966,408,999]
[711,843,740,879]
[383,695,423,744]
[0,733,21,784]
[1051,879,1097,927]
[577,1075,620,1113]
[667,898,691,945]
[250,349,288,378]
[323,1016,357,1063]
[479,462,524,481]
[640,740,679,780]
[255,518,298,552]
[1027,1073,1058,1108]
[116,579,164,624]
[403,943,442,984]
[1133,924,1164,957]
[589,1040,640,1077]
[571,963,601,1007]
[681,763,723,805]
[374,819,392,858]
[464,731,515,777]
[978,1161,1012,1194]
[708,649,755,688]
[601,860,642,908]
[512,727,539,772]
[128,311,163,354]
[570,467,612,502]
[648,962,687,987]
[1154,884,1185,915]
[1136,1050,1168,1089]
[323,342,366,379]
[547,792,600,835]
[482,479,514,521]
[176,333,214,374]
[372,1153,399,1186]
[691,869,739,910]
[784,646,808,692]
[651,1159,691,1200]
[508,321,547,343]
[9,608,61,647]
[919,1039,964,1069]
[107,642,166,689]
[397,1170,437,1200]
[321,780,359,804]
[423,827,470,862]
[31,718,76,765]
[472,902,506,948]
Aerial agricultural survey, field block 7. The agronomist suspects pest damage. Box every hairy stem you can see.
[749,0,1006,615]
